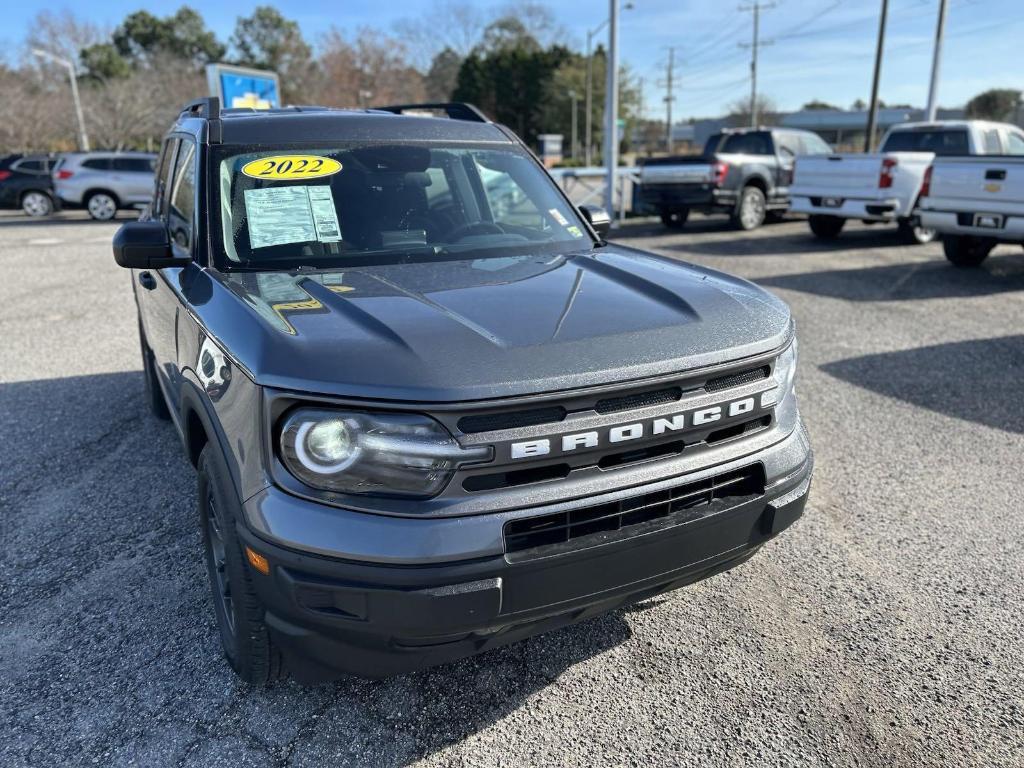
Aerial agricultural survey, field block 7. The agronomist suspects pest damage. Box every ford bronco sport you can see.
[113,98,812,684]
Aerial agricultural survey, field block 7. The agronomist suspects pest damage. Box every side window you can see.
[15,159,44,173]
[775,133,799,158]
[154,139,179,219]
[81,157,112,171]
[1007,131,1024,155]
[983,129,1002,154]
[167,141,196,253]
[799,133,832,155]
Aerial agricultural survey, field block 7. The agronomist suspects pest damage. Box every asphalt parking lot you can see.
[2,210,1023,767]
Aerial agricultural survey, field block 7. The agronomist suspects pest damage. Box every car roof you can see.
[174,106,514,147]
[890,120,1012,132]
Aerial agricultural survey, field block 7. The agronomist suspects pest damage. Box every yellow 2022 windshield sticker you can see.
[241,155,342,180]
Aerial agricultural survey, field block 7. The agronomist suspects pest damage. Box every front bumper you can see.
[238,426,812,680]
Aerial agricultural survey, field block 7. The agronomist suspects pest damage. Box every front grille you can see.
[458,406,566,434]
[595,386,682,414]
[705,365,770,392]
[504,464,766,558]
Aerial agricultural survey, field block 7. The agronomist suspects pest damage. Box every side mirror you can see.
[112,221,188,269]
[579,204,612,238]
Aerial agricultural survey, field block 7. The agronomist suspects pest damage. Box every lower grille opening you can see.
[463,463,570,492]
[504,464,766,559]
[706,415,771,445]
[598,440,685,470]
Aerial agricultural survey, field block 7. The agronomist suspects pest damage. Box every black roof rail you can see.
[178,97,223,145]
[375,102,490,123]
[179,97,221,120]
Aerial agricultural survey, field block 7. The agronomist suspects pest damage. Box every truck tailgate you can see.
[792,155,882,192]
[930,158,1024,208]
[640,162,713,185]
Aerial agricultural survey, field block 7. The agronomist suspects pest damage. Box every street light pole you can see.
[604,0,619,220]
[585,3,632,167]
[864,0,889,152]
[925,0,948,122]
[32,48,90,152]
[568,90,579,159]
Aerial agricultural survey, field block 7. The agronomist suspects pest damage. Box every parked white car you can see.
[918,150,1024,266]
[790,120,1024,244]
[53,152,157,221]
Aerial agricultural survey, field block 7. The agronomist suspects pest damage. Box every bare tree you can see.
[312,29,425,108]
[393,1,487,68]
[23,9,107,67]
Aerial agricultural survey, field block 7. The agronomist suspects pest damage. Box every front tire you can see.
[199,444,285,686]
[808,214,845,239]
[943,236,993,267]
[659,208,689,229]
[733,186,766,231]
[85,191,118,221]
[21,191,53,217]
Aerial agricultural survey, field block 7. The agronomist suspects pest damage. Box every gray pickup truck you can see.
[112,99,812,684]
[639,127,833,231]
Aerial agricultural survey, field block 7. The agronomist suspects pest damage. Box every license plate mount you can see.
[821,197,842,208]
[973,213,1003,229]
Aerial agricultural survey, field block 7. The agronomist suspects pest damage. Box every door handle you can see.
[138,271,157,290]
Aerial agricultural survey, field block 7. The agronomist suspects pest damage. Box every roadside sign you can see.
[205,63,281,110]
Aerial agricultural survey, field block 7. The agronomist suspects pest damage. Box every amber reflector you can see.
[245,546,270,575]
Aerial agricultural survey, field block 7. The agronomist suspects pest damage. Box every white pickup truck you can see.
[919,150,1024,266]
[790,120,1024,244]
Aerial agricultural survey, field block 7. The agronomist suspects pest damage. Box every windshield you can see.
[215,142,592,269]
[881,129,968,155]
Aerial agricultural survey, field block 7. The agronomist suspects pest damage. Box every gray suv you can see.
[111,99,812,685]
[53,152,157,220]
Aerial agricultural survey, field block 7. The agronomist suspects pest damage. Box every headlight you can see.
[763,338,798,408]
[278,408,491,497]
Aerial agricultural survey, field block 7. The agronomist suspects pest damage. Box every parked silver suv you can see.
[53,152,157,220]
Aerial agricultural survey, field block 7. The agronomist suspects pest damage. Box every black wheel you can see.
[943,236,993,267]
[732,186,766,231]
[199,444,285,685]
[659,208,689,229]
[21,190,53,217]
[139,322,170,420]
[85,191,118,221]
[897,216,936,245]
[808,214,845,239]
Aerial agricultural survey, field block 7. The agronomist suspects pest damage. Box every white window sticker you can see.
[308,186,342,242]
[243,185,342,249]
[548,207,569,226]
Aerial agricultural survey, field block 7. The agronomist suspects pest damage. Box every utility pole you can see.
[925,0,949,122]
[663,47,677,153]
[603,0,619,221]
[32,48,90,151]
[739,3,775,127]
[865,0,889,151]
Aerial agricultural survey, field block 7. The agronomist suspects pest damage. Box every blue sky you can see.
[3,0,1020,119]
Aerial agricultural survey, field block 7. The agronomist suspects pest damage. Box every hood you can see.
[206,245,791,402]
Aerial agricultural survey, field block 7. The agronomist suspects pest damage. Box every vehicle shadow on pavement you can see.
[758,251,1024,301]
[0,370,633,767]
[820,335,1024,434]
[609,215,793,241]
[663,227,903,257]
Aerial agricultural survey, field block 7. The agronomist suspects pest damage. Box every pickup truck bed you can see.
[919,155,1024,266]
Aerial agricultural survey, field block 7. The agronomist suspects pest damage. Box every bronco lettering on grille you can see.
[509,396,760,460]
